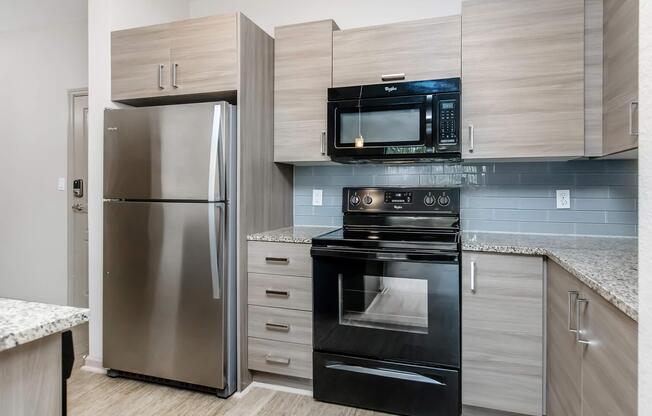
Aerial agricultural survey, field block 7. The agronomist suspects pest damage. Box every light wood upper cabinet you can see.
[169,14,238,95]
[462,252,544,416]
[547,260,583,416]
[603,0,639,155]
[547,260,638,416]
[461,0,585,159]
[274,20,338,163]
[111,23,172,101]
[332,16,461,87]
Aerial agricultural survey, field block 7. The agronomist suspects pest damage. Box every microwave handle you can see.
[321,130,327,155]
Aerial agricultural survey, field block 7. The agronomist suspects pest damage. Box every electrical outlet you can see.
[312,189,323,206]
[556,190,570,209]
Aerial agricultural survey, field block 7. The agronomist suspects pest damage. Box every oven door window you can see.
[339,274,428,334]
[334,97,430,148]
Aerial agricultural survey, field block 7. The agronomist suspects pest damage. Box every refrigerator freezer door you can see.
[103,201,228,389]
[104,102,233,201]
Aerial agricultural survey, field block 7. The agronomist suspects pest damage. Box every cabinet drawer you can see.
[248,337,312,379]
[248,305,312,345]
[248,273,312,311]
[248,241,312,277]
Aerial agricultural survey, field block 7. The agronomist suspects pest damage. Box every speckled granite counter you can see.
[0,298,89,352]
[247,226,338,244]
[462,232,638,321]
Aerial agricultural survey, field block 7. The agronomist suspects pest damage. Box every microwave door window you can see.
[338,273,428,334]
[339,108,421,145]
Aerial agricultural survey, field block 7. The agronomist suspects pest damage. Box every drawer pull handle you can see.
[576,298,590,345]
[265,322,290,332]
[265,355,291,365]
[265,289,290,298]
[381,73,406,81]
[265,256,289,265]
[567,291,578,332]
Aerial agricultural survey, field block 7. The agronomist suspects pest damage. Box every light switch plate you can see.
[312,189,323,206]
[556,189,570,209]
[57,177,66,191]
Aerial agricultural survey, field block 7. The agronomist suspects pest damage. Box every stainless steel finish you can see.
[325,363,446,386]
[321,130,327,155]
[576,298,590,345]
[172,63,179,88]
[381,73,406,81]
[158,64,165,89]
[266,289,290,298]
[470,260,477,293]
[104,102,232,201]
[567,291,578,332]
[629,101,639,136]
[265,256,290,265]
[468,124,475,152]
[265,322,291,332]
[265,355,291,365]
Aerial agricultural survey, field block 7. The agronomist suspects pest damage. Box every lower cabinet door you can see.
[547,261,582,416]
[462,252,544,415]
[580,286,637,416]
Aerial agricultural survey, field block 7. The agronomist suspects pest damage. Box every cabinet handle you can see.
[470,261,476,293]
[629,101,639,136]
[158,64,165,89]
[265,355,291,365]
[567,291,578,332]
[265,289,290,298]
[468,125,474,153]
[321,130,327,155]
[265,322,291,332]
[576,298,590,345]
[172,63,179,88]
[265,256,289,265]
[381,73,406,82]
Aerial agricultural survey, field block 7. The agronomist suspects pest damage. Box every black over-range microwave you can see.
[327,78,461,163]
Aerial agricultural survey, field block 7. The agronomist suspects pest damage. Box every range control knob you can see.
[350,195,361,206]
[438,195,451,207]
[363,195,373,205]
[424,194,436,206]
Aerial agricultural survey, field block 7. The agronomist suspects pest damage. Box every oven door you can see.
[312,247,460,368]
[327,95,433,160]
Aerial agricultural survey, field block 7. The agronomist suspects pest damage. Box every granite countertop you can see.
[0,298,89,352]
[247,226,338,244]
[462,232,638,321]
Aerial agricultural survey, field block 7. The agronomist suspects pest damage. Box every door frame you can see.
[67,88,89,306]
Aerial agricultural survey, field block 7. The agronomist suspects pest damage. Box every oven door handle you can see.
[311,246,459,263]
[325,363,446,386]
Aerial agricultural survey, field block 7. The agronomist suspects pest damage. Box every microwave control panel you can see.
[438,99,458,146]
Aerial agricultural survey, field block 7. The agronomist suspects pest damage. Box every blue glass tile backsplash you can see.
[293,160,638,237]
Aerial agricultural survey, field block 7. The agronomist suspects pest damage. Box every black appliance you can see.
[327,79,461,163]
[311,187,462,416]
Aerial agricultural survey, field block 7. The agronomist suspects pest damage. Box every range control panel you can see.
[344,187,460,214]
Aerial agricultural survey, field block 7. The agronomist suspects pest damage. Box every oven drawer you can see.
[248,305,312,345]
[248,338,312,379]
[248,241,312,277]
[248,273,312,311]
[313,352,459,416]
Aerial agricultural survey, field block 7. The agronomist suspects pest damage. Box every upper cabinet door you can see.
[332,16,461,87]
[111,23,172,101]
[274,20,338,163]
[603,0,639,155]
[169,14,238,95]
[461,0,585,159]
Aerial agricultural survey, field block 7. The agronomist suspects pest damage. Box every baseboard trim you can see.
[236,380,312,398]
[81,355,107,374]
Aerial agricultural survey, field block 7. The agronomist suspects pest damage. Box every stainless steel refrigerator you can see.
[103,102,237,397]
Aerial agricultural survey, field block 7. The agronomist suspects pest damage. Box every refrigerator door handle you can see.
[208,104,227,202]
[209,203,225,299]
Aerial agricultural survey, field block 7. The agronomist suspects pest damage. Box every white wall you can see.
[189,0,461,34]
[0,2,87,305]
[87,0,460,364]
[639,0,651,412]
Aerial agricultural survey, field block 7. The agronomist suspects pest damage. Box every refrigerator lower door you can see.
[103,201,231,391]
